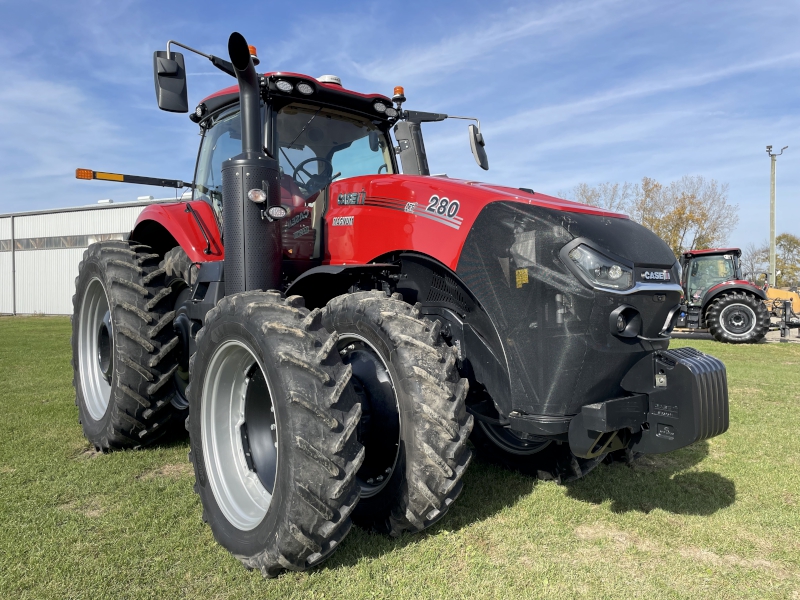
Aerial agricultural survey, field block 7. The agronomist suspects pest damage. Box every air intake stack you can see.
[221,32,282,295]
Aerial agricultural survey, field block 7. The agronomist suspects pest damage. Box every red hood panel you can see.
[325,175,628,270]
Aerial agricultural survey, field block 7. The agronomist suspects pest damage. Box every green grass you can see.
[1,316,798,599]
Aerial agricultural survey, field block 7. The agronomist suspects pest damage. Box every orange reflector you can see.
[94,172,124,182]
[394,86,404,96]
[75,168,93,180]
[248,45,257,56]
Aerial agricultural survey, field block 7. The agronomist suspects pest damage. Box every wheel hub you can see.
[96,310,113,384]
[720,303,755,336]
[338,336,400,499]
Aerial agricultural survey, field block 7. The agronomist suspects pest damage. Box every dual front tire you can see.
[187,290,473,575]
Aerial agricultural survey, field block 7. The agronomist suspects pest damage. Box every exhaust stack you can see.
[221,32,282,295]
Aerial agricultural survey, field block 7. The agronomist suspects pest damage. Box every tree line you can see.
[564,176,739,258]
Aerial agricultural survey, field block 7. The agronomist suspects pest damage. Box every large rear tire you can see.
[321,290,473,536]
[706,292,769,344]
[187,292,363,577]
[71,240,184,450]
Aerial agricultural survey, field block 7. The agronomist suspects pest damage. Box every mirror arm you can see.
[446,115,481,132]
[166,40,235,78]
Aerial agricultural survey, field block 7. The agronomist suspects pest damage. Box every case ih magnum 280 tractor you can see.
[72,33,729,576]
[676,248,770,343]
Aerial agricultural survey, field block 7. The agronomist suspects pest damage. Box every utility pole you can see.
[766,145,788,287]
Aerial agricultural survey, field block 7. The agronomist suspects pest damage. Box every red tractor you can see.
[71,33,730,577]
[676,248,770,343]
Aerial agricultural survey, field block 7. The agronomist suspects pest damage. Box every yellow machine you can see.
[765,287,800,316]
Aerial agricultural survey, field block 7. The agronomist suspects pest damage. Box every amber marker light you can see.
[76,168,93,180]
[94,172,124,182]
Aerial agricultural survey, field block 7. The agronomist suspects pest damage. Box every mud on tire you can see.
[321,290,473,536]
[706,291,769,344]
[187,291,364,577]
[71,240,184,450]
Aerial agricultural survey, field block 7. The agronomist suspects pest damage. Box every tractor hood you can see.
[326,174,682,423]
[327,174,678,271]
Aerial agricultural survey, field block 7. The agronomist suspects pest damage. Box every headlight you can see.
[567,244,633,290]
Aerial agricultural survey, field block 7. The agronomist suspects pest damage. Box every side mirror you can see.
[153,50,188,113]
[469,124,489,170]
[368,131,380,152]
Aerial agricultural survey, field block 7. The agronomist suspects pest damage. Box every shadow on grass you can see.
[565,441,736,515]
[324,441,735,570]
[324,458,540,569]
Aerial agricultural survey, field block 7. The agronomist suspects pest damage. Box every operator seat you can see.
[280,174,307,208]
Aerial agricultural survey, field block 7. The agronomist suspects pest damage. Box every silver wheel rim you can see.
[201,340,276,531]
[720,303,756,337]
[338,333,400,499]
[79,278,112,421]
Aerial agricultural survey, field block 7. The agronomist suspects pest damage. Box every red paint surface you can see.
[201,72,392,105]
[683,247,741,257]
[324,175,626,271]
[134,176,627,272]
[134,201,223,263]
[706,280,762,297]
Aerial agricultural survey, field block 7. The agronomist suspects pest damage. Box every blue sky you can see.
[0,0,797,249]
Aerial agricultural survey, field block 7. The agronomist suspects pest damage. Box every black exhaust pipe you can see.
[221,32,281,295]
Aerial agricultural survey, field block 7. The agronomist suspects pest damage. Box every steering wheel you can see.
[293,157,335,195]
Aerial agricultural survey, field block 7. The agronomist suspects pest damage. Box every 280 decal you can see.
[363,194,463,229]
[426,195,460,219]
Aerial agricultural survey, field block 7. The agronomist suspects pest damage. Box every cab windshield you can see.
[685,254,740,303]
[193,102,395,208]
[276,103,394,200]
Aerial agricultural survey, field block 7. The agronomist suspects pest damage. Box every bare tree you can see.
[569,176,739,258]
[740,242,768,283]
[569,182,635,213]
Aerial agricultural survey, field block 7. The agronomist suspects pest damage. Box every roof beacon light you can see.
[392,85,406,107]
[317,75,342,86]
[248,45,260,66]
[296,82,314,95]
[373,101,387,113]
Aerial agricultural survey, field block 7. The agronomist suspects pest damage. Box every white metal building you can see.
[0,198,176,315]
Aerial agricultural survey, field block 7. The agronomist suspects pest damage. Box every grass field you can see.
[0,316,798,599]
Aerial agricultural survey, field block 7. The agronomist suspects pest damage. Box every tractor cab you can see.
[681,248,742,306]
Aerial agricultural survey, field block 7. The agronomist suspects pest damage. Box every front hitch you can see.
[568,347,728,458]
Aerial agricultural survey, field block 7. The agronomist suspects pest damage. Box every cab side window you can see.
[193,110,242,217]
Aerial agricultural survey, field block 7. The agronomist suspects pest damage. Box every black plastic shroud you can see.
[221,32,282,295]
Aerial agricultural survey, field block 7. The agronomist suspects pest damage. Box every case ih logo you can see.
[641,270,671,281]
[332,216,354,226]
[285,210,310,229]
[337,192,365,205]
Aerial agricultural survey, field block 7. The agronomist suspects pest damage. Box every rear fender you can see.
[130,201,223,261]
[701,281,766,310]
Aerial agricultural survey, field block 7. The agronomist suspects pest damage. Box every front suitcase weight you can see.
[621,347,729,454]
